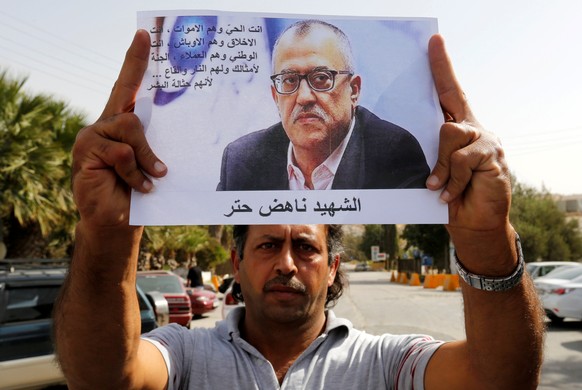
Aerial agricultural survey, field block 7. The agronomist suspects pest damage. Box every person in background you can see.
[186,264,203,288]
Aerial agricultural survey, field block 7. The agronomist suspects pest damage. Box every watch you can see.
[454,233,524,292]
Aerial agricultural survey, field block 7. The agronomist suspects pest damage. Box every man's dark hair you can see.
[232,225,347,308]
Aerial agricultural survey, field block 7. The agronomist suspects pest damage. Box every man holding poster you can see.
[217,20,430,191]
[54,20,543,390]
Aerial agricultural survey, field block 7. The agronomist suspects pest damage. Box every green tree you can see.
[358,224,400,260]
[510,181,582,261]
[383,224,399,261]
[342,230,365,262]
[358,225,385,259]
[401,224,449,271]
[141,226,230,271]
[194,238,228,271]
[0,71,85,258]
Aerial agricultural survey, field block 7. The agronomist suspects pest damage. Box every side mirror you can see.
[145,291,169,327]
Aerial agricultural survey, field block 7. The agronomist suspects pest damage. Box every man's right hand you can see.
[72,29,166,230]
[57,31,170,390]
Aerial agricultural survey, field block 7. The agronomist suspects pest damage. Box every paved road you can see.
[192,270,582,389]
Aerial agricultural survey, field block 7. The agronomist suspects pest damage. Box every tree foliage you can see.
[357,225,400,260]
[0,71,85,258]
[342,229,366,261]
[510,181,582,261]
[0,71,233,264]
[358,225,385,259]
[141,226,230,271]
[401,224,449,270]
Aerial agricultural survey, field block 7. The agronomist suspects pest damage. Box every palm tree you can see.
[0,70,85,258]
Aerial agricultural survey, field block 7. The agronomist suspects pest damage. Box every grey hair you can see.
[271,20,355,74]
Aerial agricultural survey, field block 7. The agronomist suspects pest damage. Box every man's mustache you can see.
[263,275,307,294]
[291,104,329,123]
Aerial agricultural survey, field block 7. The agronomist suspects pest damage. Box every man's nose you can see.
[295,78,317,105]
[274,245,298,275]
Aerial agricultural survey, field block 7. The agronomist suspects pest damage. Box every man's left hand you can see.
[426,34,514,274]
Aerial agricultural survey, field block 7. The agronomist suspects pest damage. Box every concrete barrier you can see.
[398,272,409,284]
[409,273,421,286]
[443,274,460,291]
[423,274,436,288]
[424,274,446,289]
[390,270,397,282]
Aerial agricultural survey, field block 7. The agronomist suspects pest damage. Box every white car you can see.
[221,280,244,319]
[525,261,581,279]
[541,275,582,323]
[534,266,582,295]
[535,267,582,321]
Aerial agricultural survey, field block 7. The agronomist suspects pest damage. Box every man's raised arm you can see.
[424,34,545,389]
[54,30,169,390]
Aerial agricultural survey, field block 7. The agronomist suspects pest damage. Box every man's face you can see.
[271,27,361,158]
[233,225,339,325]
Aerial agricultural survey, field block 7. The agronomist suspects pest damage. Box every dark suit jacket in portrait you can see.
[217,106,430,191]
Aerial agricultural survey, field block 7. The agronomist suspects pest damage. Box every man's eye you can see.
[297,243,315,252]
[259,242,275,250]
[312,73,330,82]
[282,75,298,85]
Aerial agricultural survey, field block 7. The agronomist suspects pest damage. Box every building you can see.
[555,194,582,234]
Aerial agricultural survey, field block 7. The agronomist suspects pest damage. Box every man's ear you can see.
[231,249,242,282]
[327,254,341,287]
[350,74,362,105]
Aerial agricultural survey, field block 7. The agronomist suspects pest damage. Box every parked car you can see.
[534,266,582,295]
[0,259,158,390]
[218,276,234,294]
[354,262,370,272]
[137,270,192,327]
[540,274,582,323]
[535,267,582,322]
[221,279,244,320]
[525,261,581,279]
[185,287,218,318]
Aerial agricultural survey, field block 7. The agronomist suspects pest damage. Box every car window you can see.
[525,264,537,276]
[3,286,61,323]
[136,288,151,311]
[137,275,183,293]
[539,266,557,277]
[542,266,582,280]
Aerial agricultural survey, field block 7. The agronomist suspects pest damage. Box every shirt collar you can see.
[217,306,353,343]
[286,116,356,190]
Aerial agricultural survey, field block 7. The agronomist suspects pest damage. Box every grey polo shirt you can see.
[142,307,443,389]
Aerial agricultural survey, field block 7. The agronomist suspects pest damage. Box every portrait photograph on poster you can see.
[131,10,447,225]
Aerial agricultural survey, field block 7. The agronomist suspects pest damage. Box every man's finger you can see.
[429,34,472,123]
[73,114,167,193]
[99,113,167,180]
[100,29,150,119]
[426,122,478,192]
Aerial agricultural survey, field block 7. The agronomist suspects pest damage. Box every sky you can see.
[1,0,581,195]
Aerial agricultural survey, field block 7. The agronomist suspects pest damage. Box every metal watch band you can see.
[454,233,524,292]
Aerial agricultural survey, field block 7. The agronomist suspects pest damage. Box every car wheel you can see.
[547,312,564,324]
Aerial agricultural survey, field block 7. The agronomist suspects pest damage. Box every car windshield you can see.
[137,275,183,293]
[541,266,582,280]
